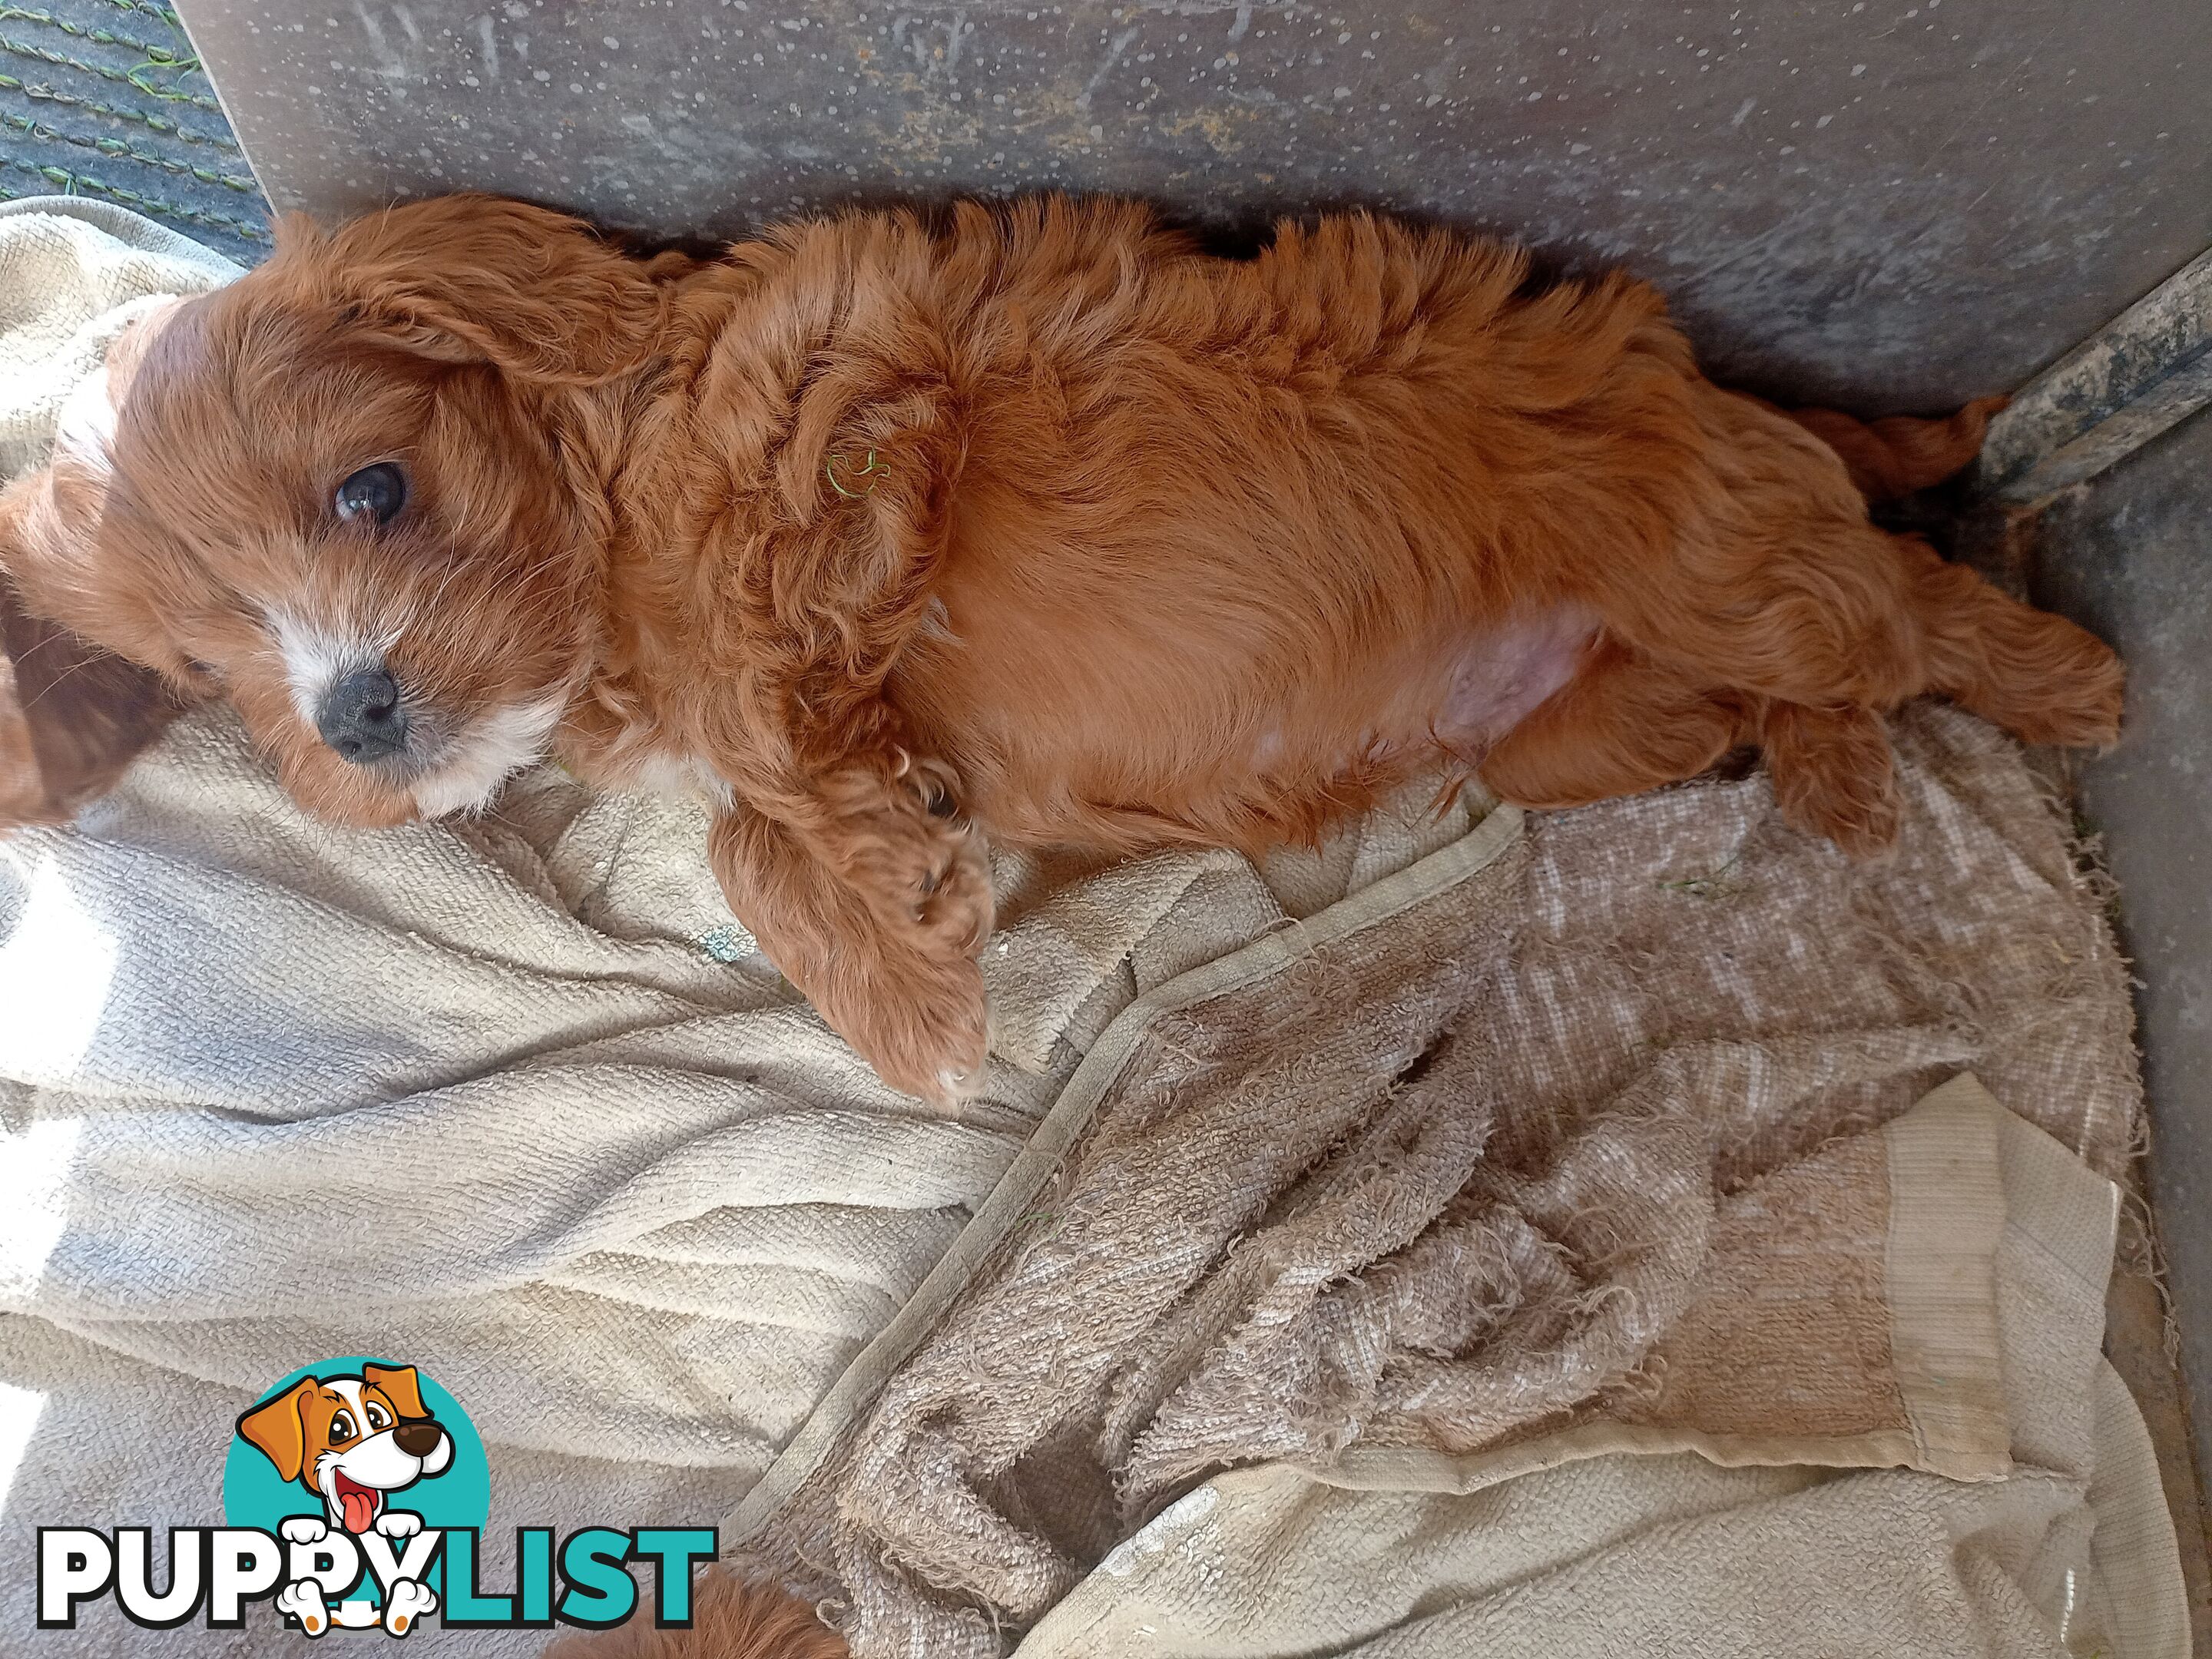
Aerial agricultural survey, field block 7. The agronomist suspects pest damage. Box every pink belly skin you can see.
[1429,604,1600,753]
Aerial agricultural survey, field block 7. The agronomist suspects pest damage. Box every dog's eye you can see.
[335,462,407,527]
[328,1410,356,1445]
[365,1403,389,1431]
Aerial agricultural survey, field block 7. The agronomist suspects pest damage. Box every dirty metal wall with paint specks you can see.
[174,0,2210,414]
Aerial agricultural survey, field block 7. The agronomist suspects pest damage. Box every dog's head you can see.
[5,196,669,828]
[235,1363,455,1535]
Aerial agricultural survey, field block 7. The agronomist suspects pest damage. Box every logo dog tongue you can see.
[333,1470,381,1533]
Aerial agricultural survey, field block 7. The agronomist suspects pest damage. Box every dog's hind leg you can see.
[1757,700,1900,856]
[1892,535,2125,749]
[1631,505,2118,749]
[1479,629,1906,856]
[1477,638,1744,811]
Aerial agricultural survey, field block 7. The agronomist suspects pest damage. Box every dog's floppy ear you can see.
[236,1378,318,1484]
[0,300,197,830]
[0,571,180,827]
[361,1363,428,1419]
[0,480,186,831]
[279,195,667,386]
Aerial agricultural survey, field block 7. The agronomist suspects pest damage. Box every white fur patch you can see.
[53,365,118,463]
[623,749,737,808]
[410,695,567,817]
[268,611,389,727]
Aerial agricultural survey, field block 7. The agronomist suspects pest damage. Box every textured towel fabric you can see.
[731,707,2164,1658]
[1015,1091,2187,1659]
[0,717,1482,1657]
[0,196,240,482]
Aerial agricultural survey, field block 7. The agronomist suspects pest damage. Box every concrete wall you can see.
[2033,410,2212,1477]
[177,0,2212,413]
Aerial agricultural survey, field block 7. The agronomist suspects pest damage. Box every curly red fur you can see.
[1775,393,2008,504]
[0,194,2123,1098]
[538,1570,846,1659]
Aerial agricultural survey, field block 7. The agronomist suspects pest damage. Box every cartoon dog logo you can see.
[235,1363,453,1635]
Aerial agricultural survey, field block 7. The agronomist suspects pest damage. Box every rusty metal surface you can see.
[172,0,2212,415]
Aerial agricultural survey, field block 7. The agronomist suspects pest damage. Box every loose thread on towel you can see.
[1657,845,1745,899]
[699,923,750,964]
[826,449,889,499]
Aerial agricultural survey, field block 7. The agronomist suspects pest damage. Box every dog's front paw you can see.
[1762,701,1900,858]
[374,1510,422,1540]
[906,813,993,958]
[851,754,995,959]
[280,1516,329,1546]
[276,1579,331,1637]
[832,947,991,1106]
[382,1579,436,1637]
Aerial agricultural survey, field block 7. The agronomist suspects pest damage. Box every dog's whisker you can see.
[10,649,148,717]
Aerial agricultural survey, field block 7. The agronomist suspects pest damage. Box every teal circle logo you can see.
[223,1358,488,1630]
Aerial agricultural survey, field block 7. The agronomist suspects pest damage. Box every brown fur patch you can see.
[541,1570,846,1659]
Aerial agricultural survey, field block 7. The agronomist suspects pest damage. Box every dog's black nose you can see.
[392,1419,445,1458]
[316,667,409,763]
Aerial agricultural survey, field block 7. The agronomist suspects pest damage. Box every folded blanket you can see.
[730,707,2164,1657]
[0,693,1486,1654]
[1017,1084,2184,1659]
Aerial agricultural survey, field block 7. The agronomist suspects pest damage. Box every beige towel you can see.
[1019,1084,2186,1659]
[0,196,239,482]
[731,706,2160,1658]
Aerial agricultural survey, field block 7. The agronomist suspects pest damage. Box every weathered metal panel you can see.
[1977,244,2212,506]
[174,0,2212,413]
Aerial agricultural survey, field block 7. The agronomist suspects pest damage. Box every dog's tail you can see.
[538,1570,846,1659]
[1777,394,2009,505]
